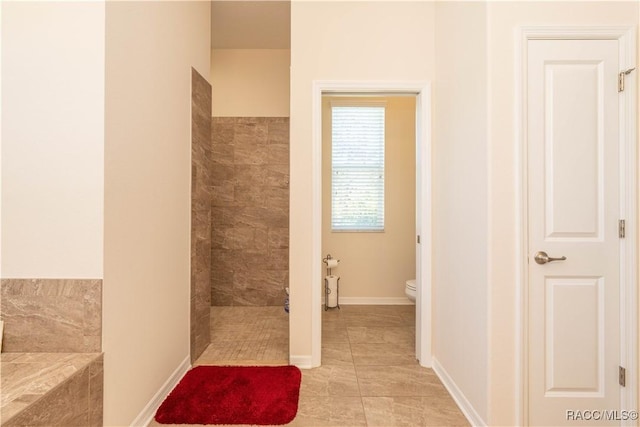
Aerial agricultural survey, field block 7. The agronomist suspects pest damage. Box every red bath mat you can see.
[155,365,302,425]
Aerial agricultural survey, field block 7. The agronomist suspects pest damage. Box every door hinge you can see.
[417,235,421,244]
[618,68,636,92]
[619,366,626,387]
[619,219,626,238]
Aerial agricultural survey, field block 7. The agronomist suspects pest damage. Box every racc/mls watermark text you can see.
[567,410,639,421]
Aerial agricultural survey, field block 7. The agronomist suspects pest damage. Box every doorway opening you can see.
[320,94,417,364]
[310,81,432,367]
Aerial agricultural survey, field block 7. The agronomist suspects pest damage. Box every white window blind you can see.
[331,105,385,231]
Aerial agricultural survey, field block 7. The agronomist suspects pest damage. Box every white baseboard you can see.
[432,357,486,427]
[131,355,191,427]
[289,355,314,369]
[323,297,414,305]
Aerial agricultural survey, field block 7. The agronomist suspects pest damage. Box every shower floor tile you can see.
[195,306,289,366]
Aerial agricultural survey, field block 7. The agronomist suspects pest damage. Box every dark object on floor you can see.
[155,365,302,425]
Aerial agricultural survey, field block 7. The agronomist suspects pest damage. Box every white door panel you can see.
[545,276,603,396]
[544,62,602,239]
[528,39,620,426]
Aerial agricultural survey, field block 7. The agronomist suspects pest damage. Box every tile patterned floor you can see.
[196,306,289,366]
[150,305,468,426]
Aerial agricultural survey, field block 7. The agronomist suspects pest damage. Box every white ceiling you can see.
[211,1,291,49]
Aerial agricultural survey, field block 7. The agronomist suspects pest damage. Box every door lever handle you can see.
[534,251,567,265]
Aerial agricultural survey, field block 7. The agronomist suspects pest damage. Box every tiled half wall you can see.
[0,279,102,352]
[211,117,289,306]
[191,68,212,360]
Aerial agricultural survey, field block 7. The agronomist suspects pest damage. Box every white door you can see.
[527,39,621,426]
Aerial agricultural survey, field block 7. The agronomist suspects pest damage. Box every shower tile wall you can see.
[191,68,212,360]
[211,117,289,306]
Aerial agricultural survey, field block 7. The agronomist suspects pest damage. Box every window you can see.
[331,103,385,231]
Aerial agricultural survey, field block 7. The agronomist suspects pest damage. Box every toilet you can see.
[405,279,416,302]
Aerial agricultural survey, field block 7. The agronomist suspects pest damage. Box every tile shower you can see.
[210,117,289,307]
[204,117,290,365]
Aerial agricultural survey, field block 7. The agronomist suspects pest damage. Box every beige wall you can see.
[433,2,489,422]
[293,2,639,425]
[1,1,105,278]
[432,2,639,424]
[290,0,435,364]
[211,49,290,117]
[322,96,415,300]
[104,1,210,424]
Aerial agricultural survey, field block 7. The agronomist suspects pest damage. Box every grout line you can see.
[342,313,368,426]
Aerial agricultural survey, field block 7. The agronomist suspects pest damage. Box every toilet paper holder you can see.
[323,254,340,311]
[322,253,340,275]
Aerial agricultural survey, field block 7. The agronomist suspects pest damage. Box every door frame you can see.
[310,80,432,367]
[516,26,638,425]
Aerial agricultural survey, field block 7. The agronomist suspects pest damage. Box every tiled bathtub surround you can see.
[211,117,289,306]
[191,68,213,360]
[0,279,102,353]
[1,352,103,426]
